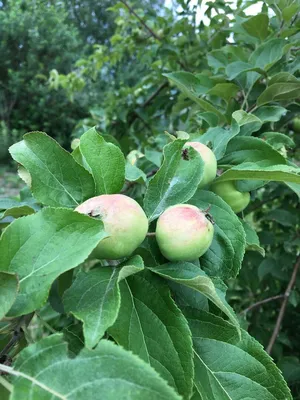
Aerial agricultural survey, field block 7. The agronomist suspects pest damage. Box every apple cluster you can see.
[75,142,250,261]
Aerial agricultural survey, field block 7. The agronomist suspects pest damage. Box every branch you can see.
[0,313,34,360]
[266,255,300,355]
[240,294,285,315]
[120,0,162,40]
[142,82,168,108]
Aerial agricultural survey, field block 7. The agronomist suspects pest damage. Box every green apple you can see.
[293,117,300,133]
[156,204,214,261]
[211,181,250,213]
[185,142,217,188]
[75,194,148,259]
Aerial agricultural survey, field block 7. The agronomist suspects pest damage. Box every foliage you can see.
[0,0,300,399]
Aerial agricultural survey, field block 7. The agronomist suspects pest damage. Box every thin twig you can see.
[0,314,34,360]
[120,0,162,40]
[35,313,57,334]
[146,169,158,178]
[266,255,300,354]
[240,295,285,315]
[142,82,168,108]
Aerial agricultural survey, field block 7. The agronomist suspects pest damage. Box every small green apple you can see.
[211,181,250,213]
[293,117,300,133]
[75,194,148,259]
[156,204,214,261]
[185,142,217,188]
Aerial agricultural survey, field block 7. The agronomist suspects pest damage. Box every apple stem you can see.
[147,232,156,237]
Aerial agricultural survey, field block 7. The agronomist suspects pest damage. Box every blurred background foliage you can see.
[0,0,300,396]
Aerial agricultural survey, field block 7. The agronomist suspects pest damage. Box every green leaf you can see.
[144,140,204,221]
[163,72,225,122]
[216,163,300,185]
[241,220,265,256]
[257,82,300,106]
[9,132,95,208]
[189,190,246,279]
[232,110,262,136]
[219,136,286,166]
[197,112,219,127]
[0,208,107,317]
[0,205,35,221]
[207,83,239,103]
[79,127,125,194]
[109,271,194,399]
[261,132,295,150]
[282,2,300,22]
[253,106,287,123]
[125,162,146,183]
[226,61,267,80]
[186,309,292,400]
[164,72,213,96]
[63,255,144,349]
[242,14,269,40]
[150,263,240,333]
[144,147,163,167]
[269,72,299,85]
[250,38,287,70]
[0,272,19,319]
[8,334,180,400]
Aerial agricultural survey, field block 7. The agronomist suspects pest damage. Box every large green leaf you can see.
[9,132,95,208]
[109,271,194,399]
[150,262,240,333]
[125,162,146,183]
[0,208,107,316]
[216,163,300,184]
[7,334,180,400]
[144,140,204,221]
[198,122,240,160]
[226,61,267,80]
[0,272,19,319]
[242,14,269,40]
[219,136,286,166]
[163,72,225,122]
[257,82,300,106]
[63,255,144,349]
[261,132,295,150]
[79,127,125,194]
[232,111,262,136]
[253,106,287,123]
[189,190,246,280]
[207,83,239,103]
[185,309,292,400]
[249,38,287,70]
[0,205,35,221]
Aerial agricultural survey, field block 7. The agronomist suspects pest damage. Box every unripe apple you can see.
[293,117,300,133]
[185,142,217,188]
[156,204,214,261]
[75,194,148,259]
[211,181,250,213]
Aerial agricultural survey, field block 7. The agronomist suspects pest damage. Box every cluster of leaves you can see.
[0,119,299,398]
